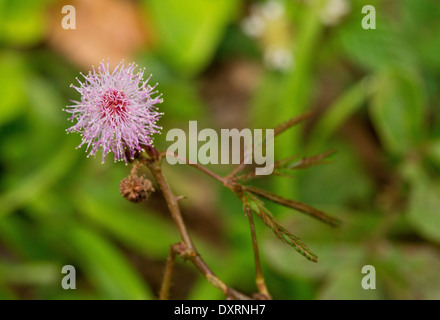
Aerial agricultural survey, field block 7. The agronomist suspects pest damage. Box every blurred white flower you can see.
[261,0,284,20]
[320,0,350,26]
[241,0,294,72]
[241,15,266,38]
[264,46,293,71]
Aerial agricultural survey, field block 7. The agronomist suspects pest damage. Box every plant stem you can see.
[148,162,194,247]
[130,159,147,180]
[245,208,271,299]
[147,159,250,300]
[160,151,225,184]
[159,244,178,300]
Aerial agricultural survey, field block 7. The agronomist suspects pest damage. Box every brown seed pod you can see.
[119,175,154,203]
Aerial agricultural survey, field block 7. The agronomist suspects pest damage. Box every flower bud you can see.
[119,176,154,203]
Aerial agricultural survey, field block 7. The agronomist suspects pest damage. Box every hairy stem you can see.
[160,151,225,184]
[148,162,194,247]
[159,244,178,300]
[147,159,250,300]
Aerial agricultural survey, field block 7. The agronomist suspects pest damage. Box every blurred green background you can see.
[1,0,440,300]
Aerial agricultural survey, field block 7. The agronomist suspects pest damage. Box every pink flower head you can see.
[65,60,163,163]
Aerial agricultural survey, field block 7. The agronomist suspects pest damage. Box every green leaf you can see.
[0,0,52,46]
[297,141,374,207]
[74,191,178,259]
[401,0,440,70]
[369,67,427,155]
[0,143,78,218]
[0,52,28,126]
[187,277,225,300]
[0,215,54,260]
[26,75,65,125]
[311,78,373,147]
[379,244,440,299]
[335,1,415,71]
[405,162,440,244]
[0,262,58,286]
[264,239,364,280]
[269,0,324,201]
[425,139,440,169]
[67,225,153,300]
[143,0,239,76]
[136,54,206,123]
[262,210,379,280]
[317,264,383,300]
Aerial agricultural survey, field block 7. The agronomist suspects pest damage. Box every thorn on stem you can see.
[175,195,187,201]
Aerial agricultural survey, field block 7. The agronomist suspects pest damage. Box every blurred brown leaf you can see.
[47,0,154,69]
